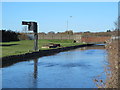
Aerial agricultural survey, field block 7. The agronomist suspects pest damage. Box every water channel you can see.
[2,45,108,88]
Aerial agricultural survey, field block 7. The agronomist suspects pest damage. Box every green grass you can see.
[1,39,84,57]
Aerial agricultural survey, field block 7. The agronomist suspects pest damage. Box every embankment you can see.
[1,44,94,67]
[105,39,120,88]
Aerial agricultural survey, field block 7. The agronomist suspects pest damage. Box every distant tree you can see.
[84,31,90,33]
[40,32,46,35]
[64,30,73,35]
[107,30,111,32]
[48,31,55,35]
[57,32,60,34]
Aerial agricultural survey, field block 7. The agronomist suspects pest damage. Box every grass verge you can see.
[1,39,84,57]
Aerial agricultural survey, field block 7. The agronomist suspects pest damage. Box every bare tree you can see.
[113,18,120,36]
[114,16,120,31]
[22,26,27,33]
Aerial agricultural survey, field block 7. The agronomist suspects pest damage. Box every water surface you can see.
[2,45,108,88]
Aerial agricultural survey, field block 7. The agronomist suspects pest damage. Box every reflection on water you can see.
[2,45,108,88]
[79,45,105,50]
[33,59,38,79]
[32,59,38,88]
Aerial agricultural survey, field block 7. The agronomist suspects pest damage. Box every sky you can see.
[2,2,118,33]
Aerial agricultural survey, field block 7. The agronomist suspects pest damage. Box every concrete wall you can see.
[81,36,111,43]
[38,34,74,40]
[38,34,111,43]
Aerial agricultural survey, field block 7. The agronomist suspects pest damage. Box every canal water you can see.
[2,45,108,88]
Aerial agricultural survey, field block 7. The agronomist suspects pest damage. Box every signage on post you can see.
[22,21,38,51]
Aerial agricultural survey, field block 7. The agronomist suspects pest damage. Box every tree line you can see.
[0,30,20,42]
[0,29,113,42]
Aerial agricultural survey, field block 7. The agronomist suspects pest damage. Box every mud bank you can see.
[1,44,94,67]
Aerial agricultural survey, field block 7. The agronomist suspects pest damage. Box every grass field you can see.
[1,39,84,57]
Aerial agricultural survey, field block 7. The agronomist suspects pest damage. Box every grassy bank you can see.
[1,39,84,57]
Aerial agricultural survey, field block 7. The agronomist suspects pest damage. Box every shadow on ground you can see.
[0,44,19,46]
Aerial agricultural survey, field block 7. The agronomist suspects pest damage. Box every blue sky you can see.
[2,2,118,33]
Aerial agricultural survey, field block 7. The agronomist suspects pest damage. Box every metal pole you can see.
[67,20,68,31]
[67,16,72,31]
[34,32,38,51]
[33,23,38,51]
